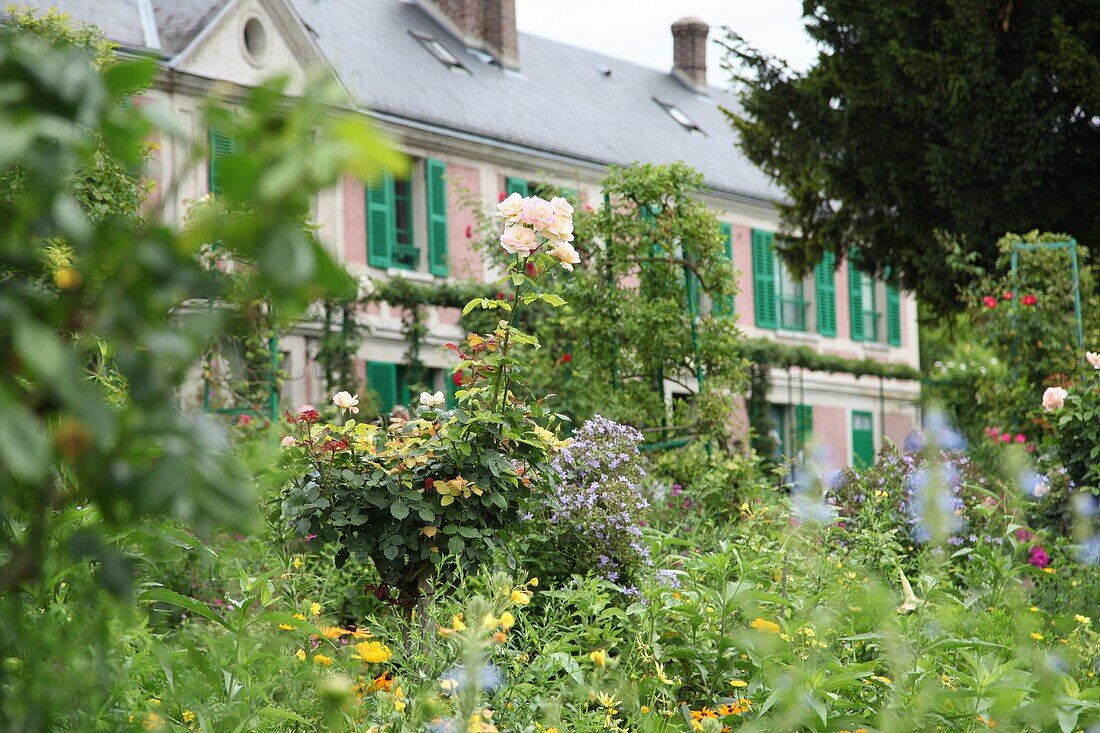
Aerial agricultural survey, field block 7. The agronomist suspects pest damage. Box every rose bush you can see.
[281,194,578,606]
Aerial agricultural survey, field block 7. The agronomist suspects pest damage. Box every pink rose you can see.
[496,192,524,223]
[1015,433,1026,443]
[546,213,575,242]
[499,224,539,255]
[1042,386,1067,412]
[548,240,580,271]
[550,196,574,217]
[280,435,296,448]
[983,296,997,309]
[1087,351,1100,370]
[1000,433,1011,443]
[519,197,555,230]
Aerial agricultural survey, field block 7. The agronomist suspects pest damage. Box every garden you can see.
[3,8,1100,733]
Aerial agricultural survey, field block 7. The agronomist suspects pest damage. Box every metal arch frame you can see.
[1009,238,1085,371]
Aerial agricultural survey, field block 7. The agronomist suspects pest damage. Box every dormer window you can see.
[654,98,703,134]
[410,30,470,74]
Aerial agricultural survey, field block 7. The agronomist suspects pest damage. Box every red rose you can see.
[982,296,998,309]
[1002,291,1013,300]
[299,408,320,423]
[424,477,434,491]
[452,370,464,386]
[237,414,253,426]
[526,262,537,277]
[499,192,506,202]
[1022,294,1038,306]
[465,224,473,238]
[560,353,573,364]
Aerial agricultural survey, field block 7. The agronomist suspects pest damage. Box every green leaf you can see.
[140,587,230,630]
[0,390,50,482]
[390,501,409,520]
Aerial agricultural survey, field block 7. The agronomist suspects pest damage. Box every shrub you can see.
[523,415,651,589]
[644,442,773,527]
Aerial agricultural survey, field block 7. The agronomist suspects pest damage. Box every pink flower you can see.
[1042,386,1067,412]
[983,296,998,309]
[986,426,1000,439]
[548,240,580,271]
[519,197,555,230]
[237,414,253,426]
[1027,545,1050,569]
[1000,433,1011,443]
[1002,291,1013,300]
[280,435,296,448]
[496,192,524,223]
[499,224,539,255]
[1015,433,1026,443]
[1015,528,1034,542]
[1022,294,1038,306]
[1087,351,1100,370]
[332,391,359,414]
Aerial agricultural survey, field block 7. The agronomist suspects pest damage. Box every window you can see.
[653,97,704,134]
[505,176,578,204]
[751,229,807,331]
[847,259,901,345]
[208,126,240,197]
[242,17,268,64]
[711,222,734,317]
[410,30,469,73]
[814,252,837,336]
[367,362,454,414]
[366,158,449,276]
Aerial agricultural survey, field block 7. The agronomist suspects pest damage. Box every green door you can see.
[851,410,875,468]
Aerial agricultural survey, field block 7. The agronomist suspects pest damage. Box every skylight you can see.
[409,30,469,74]
[654,98,704,135]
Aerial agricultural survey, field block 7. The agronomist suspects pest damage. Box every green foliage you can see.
[1047,371,1100,521]
[724,2,1100,314]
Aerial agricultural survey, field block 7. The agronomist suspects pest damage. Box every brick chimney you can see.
[671,17,709,91]
[426,0,519,70]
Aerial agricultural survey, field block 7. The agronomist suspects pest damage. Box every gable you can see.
[172,0,327,94]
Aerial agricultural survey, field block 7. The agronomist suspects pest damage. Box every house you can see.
[10,0,921,467]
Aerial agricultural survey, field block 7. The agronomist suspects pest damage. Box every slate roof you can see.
[7,0,148,49]
[8,0,782,203]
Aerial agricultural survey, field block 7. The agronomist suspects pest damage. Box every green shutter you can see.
[425,157,449,277]
[366,171,394,268]
[366,361,398,414]
[848,259,864,341]
[752,229,777,329]
[814,251,837,336]
[796,404,814,448]
[712,222,735,317]
[886,285,902,346]
[208,126,238,197]
[852,410,875,468]
[561,187,579,204]
[505,176,529,197]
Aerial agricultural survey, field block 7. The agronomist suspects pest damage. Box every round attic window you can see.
[242,17,268,64]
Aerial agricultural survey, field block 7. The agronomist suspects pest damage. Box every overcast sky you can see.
[515,1,819,87]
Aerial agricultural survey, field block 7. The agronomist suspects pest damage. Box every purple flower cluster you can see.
[548,415,651,584]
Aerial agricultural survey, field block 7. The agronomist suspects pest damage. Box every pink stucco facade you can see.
[343,175,367,265]
[813,405,849,467]
[885,411,914,449]
[731,224,754,319]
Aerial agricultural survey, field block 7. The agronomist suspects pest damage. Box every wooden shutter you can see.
[505,177,529,197]
[851,410,875,468]
[425,157,449,277]
[366,361,397,414]
[208,126,238,197]
[751,229,777,329]
[814,251,837,336]
[848,259,864,342]
[886,285,902,346]
[366,171,394,268]
[711,222,735,317]
[796,404,814,447]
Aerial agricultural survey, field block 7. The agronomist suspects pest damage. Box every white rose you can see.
[546,212,574,242]
[1042,386,1067,412]
[550,196,574,218]
[332,391,360,414]
[548,240,580,271]
[1087,351,1100,370]
[497,192,524,223]
[500,224,539,255]
[419,391,446,409]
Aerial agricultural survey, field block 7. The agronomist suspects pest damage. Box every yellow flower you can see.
[1043,567,1054,574]
[1076,614,1092,625]
[309,602,322,616]
[1029,606,1039,613]
[528,577,539,587]
[295,648,307,661]
[452,613,467,631]
[293,613,306,621]
[589,649,608,667]
[352,641,393,664]
[511,589,532,605]
[182,710,196,728]
[499,611,515,631]
[312,653,333,666]
[278,623,294,631]
[481,612,499,629]
[1030,632,1044,641]
[346,627,372,639]
[597,692,619,709]
[393,685,406,713]
[656,663,676,685]
[292,556,303,569]
[729,679,748,688]
[144,712,164,731]
[871,675,893,685]
[318,625,348,640]
[640,707,649,715]
[749,618,781,634]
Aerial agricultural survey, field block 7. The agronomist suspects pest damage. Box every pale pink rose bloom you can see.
[497,192,524,223]
[280,435,296,448]
[332,391,360,414]
[548,240,580,271]
[500,224,539,255]
[546,213,574,242]
[1087,351,1100,369]
[298,404,316,414]
[550,196,574,218]
[519,197,555,230]
[1042,386,1067,412]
